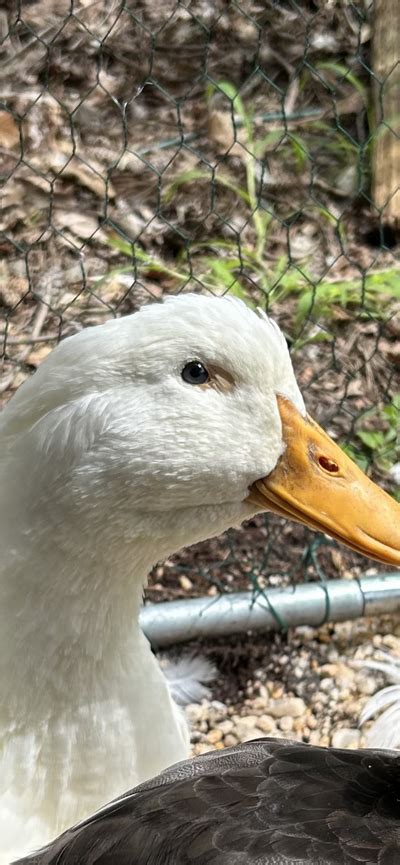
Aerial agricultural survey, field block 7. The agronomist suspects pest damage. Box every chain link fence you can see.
[1,0,399,614]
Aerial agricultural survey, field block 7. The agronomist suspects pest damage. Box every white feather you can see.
[0,294,299,861]
[360,684,400,724]
[356,652,400,749]
[161,655,216,706]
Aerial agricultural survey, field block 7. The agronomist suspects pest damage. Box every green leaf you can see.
[341,443,370,472]
[107,234,133,256]
[316,62,366,98]
[356,430,385,451]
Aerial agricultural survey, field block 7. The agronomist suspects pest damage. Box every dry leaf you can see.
[379,338,400,366]
[0,112,19,149]
[346,378,364,397]
[48,152,115,199]
[27,345,54,367]
[0,277,29,308]
[54,209,99,239]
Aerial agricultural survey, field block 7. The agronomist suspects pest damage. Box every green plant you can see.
[342,395,400,501]
[105,230,400,339]
[295,268,400,325]
[103,81,400,339]
[166,79,278,262]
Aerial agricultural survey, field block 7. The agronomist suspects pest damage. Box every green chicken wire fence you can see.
[1,0,399,613]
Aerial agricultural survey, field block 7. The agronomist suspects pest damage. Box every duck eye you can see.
[181,361,210,385]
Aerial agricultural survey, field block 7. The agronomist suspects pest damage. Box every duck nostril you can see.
[318,455,340,473]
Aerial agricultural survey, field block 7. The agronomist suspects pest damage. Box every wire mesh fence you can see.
[1,0,399,616]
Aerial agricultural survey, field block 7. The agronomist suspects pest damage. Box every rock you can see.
[237,715,259,727]
[242,731,269,743]
[251,696,268,711]
[335,664,355,687]
[331,728,361,749]
[278,715,294,733]
[320,677,334,693]
[381,634,400,652]
[309,730,322,746]
[313,694,328,709]
[256,714,276,734]
[355,672,378,696]
[224,733,238,747]
[234,715,260,742]
[337,688,351,702]
[193,743,216,756]
[185,703,209,723]
[179,575,193,591]
[207,701,229,722]
[271,686,284,699]
[206,728,223,745]
[267,697,306,719]
[210,700,228,713]
[190,730,203,744]
[319,664,338,678]
[295,626,315,642]
[293,666,304,679]
[217,719,234,736]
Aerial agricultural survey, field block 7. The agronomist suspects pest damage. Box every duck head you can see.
[2,293,400,567]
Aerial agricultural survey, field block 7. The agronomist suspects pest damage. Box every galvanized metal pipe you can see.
[140,573,400,647]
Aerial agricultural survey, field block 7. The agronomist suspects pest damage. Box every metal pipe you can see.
[140,573,400,647]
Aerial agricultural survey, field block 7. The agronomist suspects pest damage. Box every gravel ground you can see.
[182,614,400,756]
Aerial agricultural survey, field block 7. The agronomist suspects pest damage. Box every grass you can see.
[106,229,400,336]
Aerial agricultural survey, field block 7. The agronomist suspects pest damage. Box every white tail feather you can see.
[161,655,216,706]
[364,700,400,749]
[355,652,400,749]
[353,652,400,684]
[359,684,400,725]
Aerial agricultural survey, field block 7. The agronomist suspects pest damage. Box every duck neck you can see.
[0,504,194,846]
[0,505,160,718]
[1,500,247,714]
[1,459,250,721]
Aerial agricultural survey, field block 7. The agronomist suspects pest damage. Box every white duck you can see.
[2,294,400,863]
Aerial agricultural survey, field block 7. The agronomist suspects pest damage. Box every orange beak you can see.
[246,395,400,567]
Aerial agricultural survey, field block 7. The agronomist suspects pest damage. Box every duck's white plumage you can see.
[0,294,304,861]
[4,294,400,865]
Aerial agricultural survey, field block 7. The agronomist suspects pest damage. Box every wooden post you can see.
[372,0,400,224]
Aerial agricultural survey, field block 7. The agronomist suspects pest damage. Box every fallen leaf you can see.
[346,378,364,397]
[0,112,19,149]
[379,338,400,366]
[0,264,29,307]
[48,152,115,199]
[54,209,99,239]
[27,345,54,367]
